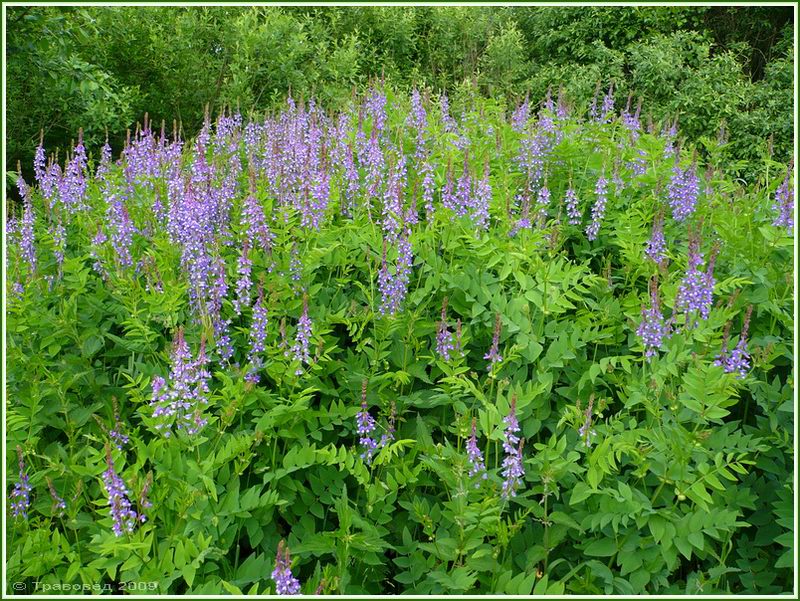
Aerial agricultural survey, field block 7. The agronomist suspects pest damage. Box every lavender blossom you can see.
[501,397,525,499]
[472,161,492,230]
[272,540,301,595]
[637,277,670,359]
[246,288,269,383]
[645,211,667,264]
[435,297,454,361]
[377,234,413,316]
[47,478,67,516]
[715,305,753,379]
[511,97,530,133]
[291,295,313,375]
[149,329,211,436]
[233,242,253,315]
[466,418,487,483]
[772,163,794,232]
[10,446,32,519]
[668,160,700,222]
[101,445,139,536]
[356,381,378,464]
[17,170,37,275]
[675,231,719,326]
[484,313,503,370]
[534,184,551,225]
[585,174,608,241]
[564,186,581,225]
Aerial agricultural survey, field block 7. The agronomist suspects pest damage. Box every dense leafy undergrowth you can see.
[5,86,794,595]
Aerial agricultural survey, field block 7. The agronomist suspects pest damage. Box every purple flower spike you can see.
[435,297,454,361]
[564,186,581,226]
[668,158,700,222]
[272,540,301,595]
[10,446,32,519]
[356,381,378,464]
[47,477,67,516]
[675,228,719,326]
[772,162,794,232]
[101,445,139,536]
[246,286,269,383]
[715,305,753,379]
[501,396,525,499]
[585,173,608,241]
[637,277,670,359]
[466,418,487,485]
[291,295,313,375]
[484,313,503,370]
[645,210,667,264]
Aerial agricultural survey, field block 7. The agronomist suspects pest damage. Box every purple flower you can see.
[272,540,301,595]
[51,221,67,274]
[47,478,67,516]
[484,313,503,370]
[535,184,551,225]
[149,329,211,436]
[365,86,388,134]
[291,295,313,375]
[675,231,719,326]
[246,288,269,383]
[466,418,487,483]
[645,211,667,264]
[106,193,135,270]
[435,297,454,361]
[407,88,428,159]
[511,97,530,133]
[109,397,129,451]
[772,163,794,232]
[668,160,700,222]
[715,305,753,379]
[137,472,154,523]
[585,174,608,241]
[472,161,492,230]
[356,381,378,464]
[621,96,642,142]
[564,186,581,225]
[378,233,413,317]
[233,242,253,315]
[501,397,525,500]
[17,172,37,276]
[637,277,670,359]
[10,446,32,519]
[420,160,436,220]
[101,445,139,536]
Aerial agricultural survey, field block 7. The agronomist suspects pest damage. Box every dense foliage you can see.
[6,5,794,191]
[5,82,794,594]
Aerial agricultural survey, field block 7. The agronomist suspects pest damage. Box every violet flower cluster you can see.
[645,211,667,264]
[675,232,719,326]
[636,277,670,359]
[435,297,455,361]
[101,445,139,536]
[465,418,487,485]
[715,305,754,379]
[500,397,525,500]
[772,163,794,232]
[668,160,700,222]
[150,329,210,436]
[291,295,313,375]
[272,540,301,595]
[585,174,608,241]
[356,381,378,464]
[564,186,581,225]
[10,446,32,519]
[378,233,413,316]
[484,313,503,370]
